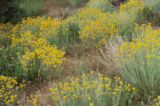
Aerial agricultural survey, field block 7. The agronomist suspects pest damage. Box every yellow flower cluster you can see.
[117,0,144,27]
[50,73,135,105]
[156,96,160,106]
[11,31,65,71]
[70,0,146,48]
[40,17,60,39]
[120,0,144,12]
[118,24,160,65]
[19,94,41,106]
[12,16,78,50]
[71,7,119,47]
[0,75,40,105]
[71,8,104,27]
[8,0,146,50]
[0,75,25,105]
[13,16,61,39]
[79,12,119,47]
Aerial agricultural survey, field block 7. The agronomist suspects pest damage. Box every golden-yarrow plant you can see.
[117,24,160,96]
[50,73,135,106]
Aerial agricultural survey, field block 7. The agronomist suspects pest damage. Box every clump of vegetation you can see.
[0,75,24,105]
[20,0,45,17]
[0,17,66,83]
[87,0,114,12]
[117,24,160,97]
[50,73,135,106]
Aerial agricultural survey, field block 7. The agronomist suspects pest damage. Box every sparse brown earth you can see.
[42,0,88,19]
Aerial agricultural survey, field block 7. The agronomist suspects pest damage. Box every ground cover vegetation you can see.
[1,0,160,105]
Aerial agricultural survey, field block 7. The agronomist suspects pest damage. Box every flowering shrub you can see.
[0,18,66,82]
[70,0,146,48]
[69,8,118,47]
[10,31,65,82]
[70,8,105,28]
[50,73,135,106]
[0,75,40,105]
[12,16,80,53]
[0,75,25,105]
[120,0,144,12]
[117,24,160,96]
[11,31,65,71]
[79,15,119,47]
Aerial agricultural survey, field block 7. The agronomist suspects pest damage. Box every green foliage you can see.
[57,22,80,52]
[50,73,135,106]
[144,0,160,13]
[0,0,24,24]
[118,24,136,41]
[87,0,114,12]
[117,25,160,100]
[135,0,160,26]
[58,0,88,7]
[48,21,80,54]
[20,0,45,17]
[72,0,89,6]
[0,46,49,83]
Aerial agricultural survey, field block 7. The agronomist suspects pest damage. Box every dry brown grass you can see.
[43,0,87,18]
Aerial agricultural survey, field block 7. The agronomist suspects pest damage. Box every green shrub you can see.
[20,0,45,17]
[50,73,135,106]
[72,0,89,6]
[58,0,88,7]
[0,0,24,24]
[0,46,47,83]
[0,19,65,83]
[135,0,160,26]
[117,24,160,98]
[144,0,160,13]
[55,21,80,53]
[87,0,114,12]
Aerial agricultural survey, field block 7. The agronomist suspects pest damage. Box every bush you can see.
[50,73,135,106]
[87,0,114,12]
[20,0,45,17]
[0,75,25,105]
[58,0,88,7]
[11,31,65,82]
[117,24,160,97]
[0,20,66,83]
[0,0,24,24]
[13,16,81,54]
[144,0,160,14]
[54,21,80,53]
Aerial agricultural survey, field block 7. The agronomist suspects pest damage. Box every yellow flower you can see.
[89,103,94,106]
[158,96,160,100]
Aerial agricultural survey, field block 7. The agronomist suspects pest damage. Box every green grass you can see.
[20,0,45,17]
